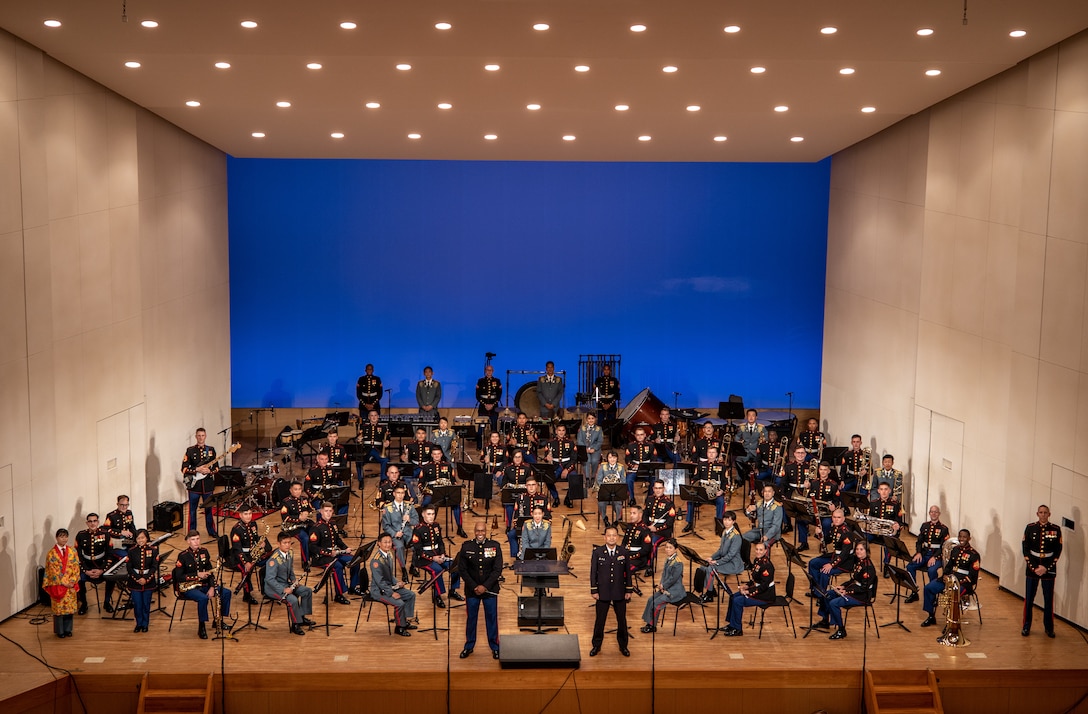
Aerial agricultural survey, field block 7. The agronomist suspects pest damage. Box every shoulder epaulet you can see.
[542,520,551,530]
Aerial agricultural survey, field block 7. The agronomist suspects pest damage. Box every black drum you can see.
[616,388,666,442]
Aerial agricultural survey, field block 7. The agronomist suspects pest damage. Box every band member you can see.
[376,465,408,508]
[501,450,532,528]
[546,423,575,507]
[578,413,603,485]
[356,363,383,418]
[126,529,157,633]
[693,421,721,463]
[839,434,868,493]
[798,461,841,552]
[181,428,219,537]
[508,479,550,557]
[921,529,980,628]
[431,416,456,463]
[75,513,116,614]
[872,454,903,499]
[482,431,508,480]
[317,429,348,472]
[905,505,950,602]
[798,417,825,456]
[780,445,811,496]
[742,484,783,565]
[518,506,552,559]
[868,482,904,534]
[624,427,658,505]
[643,480,676,575]
[310,503,356,604]
[621,505,653,583]
[475,365,502,449]
[640,538,684,633]
[416,366,441,415]
[508,413,538,464]
[651,407,679,464]
[305,452,345,511]
[1022,504,1062,637]
[420,446,467,538]
[596,450,626,527]
[370,533,417,637]
[402,427,436,498]
[173,530,232,639]
[734,409,766,479]
[590,525,632,656]
[537,361,564,419]
[814,540,877,640]
[265,531,315,636]
[684,445,727,531]
[697,511,744,602]
[459,521,503,659]
[355,410,390,483]
[280,481,314,570]
[381,485,418,573]
[594,364,619,422]
[229,505,265,603]
[721,540,776,636]
[412,505,463,607]
[103,494,137,558]
[44,528,80,638]
[756,428,784,482]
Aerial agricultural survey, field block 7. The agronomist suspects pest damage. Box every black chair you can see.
[756,572,798,639]
[655,593,710,635]
[166,584,190,631]
[355,595,393,635]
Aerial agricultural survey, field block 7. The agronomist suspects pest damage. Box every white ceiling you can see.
[3,1,1087,162]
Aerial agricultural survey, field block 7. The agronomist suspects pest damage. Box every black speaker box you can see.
[499,634,581,669]
[153,501,184,532]
[517,595,565,627]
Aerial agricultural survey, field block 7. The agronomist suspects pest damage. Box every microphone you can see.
[486,352,497,359]
[249,411,254,424]
[271,404,275,419]
[385,388,392,394]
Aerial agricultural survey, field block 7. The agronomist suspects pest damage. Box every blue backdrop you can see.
[228,158,830,410]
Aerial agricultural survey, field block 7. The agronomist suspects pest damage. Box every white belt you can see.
[954,568,970,575]
[628,546,643,551]
[925,544,942,550]
[241,548,251,552]
[422,546,435,551]
[89,553,106,560]
[1030,551,1054,558]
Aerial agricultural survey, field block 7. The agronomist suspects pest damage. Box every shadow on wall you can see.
[0,533,14,616]
[1063,505,1082,619]
[985,509,1014,576]
[146,432,162,514]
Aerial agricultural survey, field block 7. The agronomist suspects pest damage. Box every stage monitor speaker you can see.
[499,634,581,669]
[517,596,565,627]
[153,501,184,532]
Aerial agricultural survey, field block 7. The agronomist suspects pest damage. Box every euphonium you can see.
[860,447,873,491]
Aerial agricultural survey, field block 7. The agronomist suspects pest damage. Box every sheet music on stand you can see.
[659,466,689,497]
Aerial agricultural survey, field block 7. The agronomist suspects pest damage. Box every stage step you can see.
[137,673,213,714]
[864,669,944,714]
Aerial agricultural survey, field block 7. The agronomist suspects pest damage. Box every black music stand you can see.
[801,568,831,639]
[514,558,568,634]
[782,499,814,550]
[232,561,269,635]
[780,539,806,576]
[565,461,589,517]
[879,533,912,592]
[880,564,915,632]
[430,484,462,544]
[597,484,627,529]
[415,569,450,639]
[708,569,735,640]
[530,464,557,498]
[458,463,486,517]
[636,461,665,501]
[678,483,710,541]
[676,542,708,594]
[311,562,343,636]
[840,491,870,514]
[389,461,418,500]
[472,468,495,519]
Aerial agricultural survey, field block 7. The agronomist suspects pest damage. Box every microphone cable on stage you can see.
[1,617,90,714]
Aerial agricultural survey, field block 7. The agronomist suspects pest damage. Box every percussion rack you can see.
[577,354,621,407]
[503,369,568,413]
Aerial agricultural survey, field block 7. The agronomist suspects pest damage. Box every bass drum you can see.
[250,475,278,509]
[617,387,666,442]
[514,382,541,418]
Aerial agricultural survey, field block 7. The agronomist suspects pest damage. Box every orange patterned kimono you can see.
[44,545,80,616]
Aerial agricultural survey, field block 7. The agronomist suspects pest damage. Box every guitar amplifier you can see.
[153,501,184,532]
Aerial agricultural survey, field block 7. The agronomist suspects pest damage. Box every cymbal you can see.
[566,406,594,415]
[273,446,296,456]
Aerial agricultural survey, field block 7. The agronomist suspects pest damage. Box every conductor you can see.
[590,526,633,656]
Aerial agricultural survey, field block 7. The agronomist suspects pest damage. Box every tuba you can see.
[936,539,969,647]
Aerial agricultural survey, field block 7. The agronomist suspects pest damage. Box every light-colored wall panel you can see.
[1026,46,1059,110]
[918,210,956,327]
[1039,237,1087,370]
[0,29,14,101]
[21,224,52,356]
[14,38,43,101]
[982,223,1020,346]
[48,215,81,340]
[1055,30,1088,113]
[72,91,108,215]
[1010,231,1046,358]
[877,198,924,312]
[43,93,76,220]
[955,102,996,222]
[106,95,138,209]
[109,204,141,321]
[1047,110,1088,244]
[17,98,48,229]
[1033,361,1078,481]
[1018,108,1055,237]
[1076,375,1088,476]
[0,230,26,366]
[0,101,22,235]
[77,209,111,332]
[989,103,1025,228]
[950,215,989,337]
[924,102,961,215]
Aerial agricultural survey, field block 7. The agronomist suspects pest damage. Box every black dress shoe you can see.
[434,596,446,609]
[134,625,141,633]
[781,523,793,535]
[920,616,936,628]
[302,617,317,626]
[302,564,311,573]
[701,592,715,603]
[1021,627,1030,636]
[394,626,411,637]
[77,604,87,616]
[457,528,468,538]
[450,591,465,602]
[904,592,919,604]
[722,627,742,637]
[405,623,418,630]
[1046,630,1055,638]
[243,593,259,605]
[640,625,656,633]
[564,500,573,508]
[644,568,653,577]
[796,545,809,553]
[589,647,600,656]
[459,649,473,659]
[409,566,420,578]
[103,602,115,613]
[812,619,831,630]
[290,625,306,636]
[335,595,351,605]
[492,650,500,659]
[348,586,365,596]
[682,524,694,534]
[829,629,847,640]
[198,623,208,639]
[620,647,630,657]
[633,586,643,597]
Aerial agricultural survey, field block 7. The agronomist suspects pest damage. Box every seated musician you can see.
[651,407,679,464]
[594,363,619,422]
[305,452,346,513]
[420,446,467,538]
[867,482,904,567]
[721,540,776,636]
[280,481,314,571]
[596,450,626,527]
[75,512,117,614]
[624,427,658,506]
[697,511,744,602]
[507,478,550,558]
[839,434,868,493]
[310,502,357,604]
[401,427,436,497]
[103,494,138,559]
[547,423,575,508]
[798,417,825,457]
[872,454,903,501]
[229,504,266,604]
[173,530,232,640]
[756,428,783,482]
[482,431,508,485]
[905,505,950,602]
[431,416,456,463]
[381,484,419,576]
[126,529,157,633]
[518,506,552,560]
[317,429,348,475]
[642,480,676,576]
[508,413,538,464]
[921,529,980,628]
[355,410,390,484]
[693,421,721,464]
[621,505,652,590]
[742,484,783,565]
[777,445,811,536]
[412,505,463,608]
[265,531,314,636]
[813,540,877,640]
[500,450,532,529]
[797,461,841,553]
[807,509,855,596]
[640,538,685,633]
[369,533,417,637]
[734,409,766,485]
[683,445,727,533]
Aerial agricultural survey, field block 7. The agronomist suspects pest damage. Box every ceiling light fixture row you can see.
[240,131,746,145]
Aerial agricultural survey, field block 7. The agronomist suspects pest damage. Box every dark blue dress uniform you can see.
[590,545,633,651]
[305,464,345,510]
[421,460,463,531]
[173,546,231,632]
[75,527,117,612]
[726,554,776,633]
[820,556,876,635]
[620,521,653,575]
[686,462,727,523]
[798,429,824,455]
[624,440,657,503]
[103,508,137,557]
[316,442,348,470]
[758,438,785,480]
[907,520,950,588]
[839,448,867,492]
[280,494,314,565]
[594,374,619,422]
[412,521,461,597]
[548,437,575,503]
[808,523,856,594]
[1022,520,1062,635]
[798,477,840,548]
[182,444,219,536]
[356,373,383,415]
[458,536,503,656]
[310,518,358,597]
[509,425,537,463]
[126,543,158,630]
[229,520,265,597]
[482,443,508,476]
[694,436,721,463]
[643,496,675,571]
[923,543,980,620]
[475,376,502,446]
[501,463,532,528]
[651,420,678,463]
[508,492,551,557]
[355,421,390,482]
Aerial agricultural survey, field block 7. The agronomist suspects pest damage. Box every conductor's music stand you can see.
[597,483,627,529]
[880,564,915,633]
[429,484,462,544]
[458,463,485,517]
[678,483,710,541]
[416,569,450,639]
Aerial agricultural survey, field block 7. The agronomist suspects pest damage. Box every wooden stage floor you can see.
[4,453,1087,713]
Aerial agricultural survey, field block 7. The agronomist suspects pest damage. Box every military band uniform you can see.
[75,526,117,613]
[518,518,552,559]
[355,421,390,483]
[459,535,503,657]
[590,544,632,652]
[693,435,721,463]
[173,544,231,630]
[651,420,678,464]
[1022,520,1062,636]
[686,462,727,523]
[507,491,550,558]
[734,422,765,473]
[596,462,626,525]
[547,437,575,505]
[726,553,776,633]
[509,424,537,463]
[182,444,219,537]
[500,463,531,528]
[416,377,441,414]
[867,496,904,563]
[381,500,419,570]
[280,494,314,566]
[412,521,461,597]
[798,478,840,549]
[594,374,619,422]
[403,438,436,498]
[643,496,676,568]
[808,523,856,595]
[103,508,137,558]
[642,551,685,628]
[922,544,980,621]
[355,372,383,417]
[697,525,743,598]
[305,464,345,511]
[577,421,604,487]
[369,548,417,633]
[126,542,158,631]
[743,498,783,545]
[624,441,657,503]
[907,520,950,588]
[537,373,564,420]
[475,375,502,448]
[871,467,903,498]
[798,429,825,456]
[819,556,876,634]
[839,448,867,493]
[621,521,653,576]
[264,547,313,631]
[316,442,348,473]
[229,520,265,599]
[431,427,456,464]
[310,519,358,598]
[482,443,507,478]
[757,439,784,481]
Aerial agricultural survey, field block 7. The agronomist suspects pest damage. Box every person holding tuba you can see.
[1022,505,1062,638]
[812,540,877,640]
[173,530,231,640]
[904,505,949,603]
[920,529,980,628]
[867,482,904,570]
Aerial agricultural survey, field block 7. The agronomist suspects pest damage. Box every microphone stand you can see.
[251,407,275,457]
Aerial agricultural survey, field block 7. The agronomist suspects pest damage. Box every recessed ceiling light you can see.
[662,65,678,73]
[614,104,630,111]
[574,65,590,72]
[750,66,766,74]
[437,102,452,109]
[276,101,291,108]
[330,132,345,139]
[1009,29,1027,38]
[251,132,265,138]
[723,25,741,33]
[340,22,357,30]
[484,134,498,141]
[839,67,855,75]
[307,62,322,70]
[396,63,412,71]
[790,136,805,142]
[638,135,652,142]
[365,102,381,109]
[484,64,500,71]
[43,19,62,28]
[124,61,141,69]
[774,105,789,112]
[820,27,838,35]
[686,105,701,112]
[630,24,647,33]
[916,28,934,36]
[526,103,541,111]
[533,23,550,31]
[861,106,876,113]
[240,20,258,29]
[562,135,576,141]
[435,22,452,31]
[141,20,158,29]
[925,68,941,76]
[407,133,422,139]
[713,136,727,142]
[185,100,201,107]
[214,62,231,69]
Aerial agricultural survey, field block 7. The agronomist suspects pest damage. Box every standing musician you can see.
[596,450,626,527]
[621,505,653,588]
[578,413,604,488]
[651,407,679,464]
[475,365,502,449]
[756,428,784,482]
[798,417,826,457]
[813,540,877,640]
[518,506,552,560]
[173,530,232,639]
[459,521,503,659]
[778,444,812,536]
[75,513,117,615]
[593,364,619,423]
[265,531,315,636]
[317,429,348,473]
[590,525,633,657]
[431,416,457,464]
[904,505,950,602]
[420,446,468,538]
[103,494,137,558]
[229,505,267,604]
[126,529,157,633]
[1022,504,1062,638]
[376,465,408,509]
[798,461,841,553]
[696,511,744,602]
[807,509,856,596]
[721,540,776,637]
[370,533,417,637]
[921,529,980,628]
[355,410,390,484]
[500,450,532,528]
[872,454,903,500]
[839,434,868,493]
[640,538,684,633]
[402,427,436,499]
[482,431,508,482]
[507,479,550,558]
[356,363,383,420]
[508,413,539,464]
[415,366,441,416]
[537,361,564,420]
[279,481,314,571]
[683,445,727,533]
[310,502,356,604]
[547,423,576,508]
[181,427,219,537]
[643,480,676,576]
[305,452,345,511]
[742,484,783,565]
[381,484,419,575]
[412,505,464,608]
[693,421,721,463]
[624,427,658,506]
[734,409,766,481]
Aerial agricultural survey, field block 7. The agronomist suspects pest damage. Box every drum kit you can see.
[243,429,303,508]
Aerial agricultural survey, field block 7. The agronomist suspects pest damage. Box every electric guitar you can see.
[182,443,241,489]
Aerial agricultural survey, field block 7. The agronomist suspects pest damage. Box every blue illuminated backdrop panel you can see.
[228,158,830,409]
